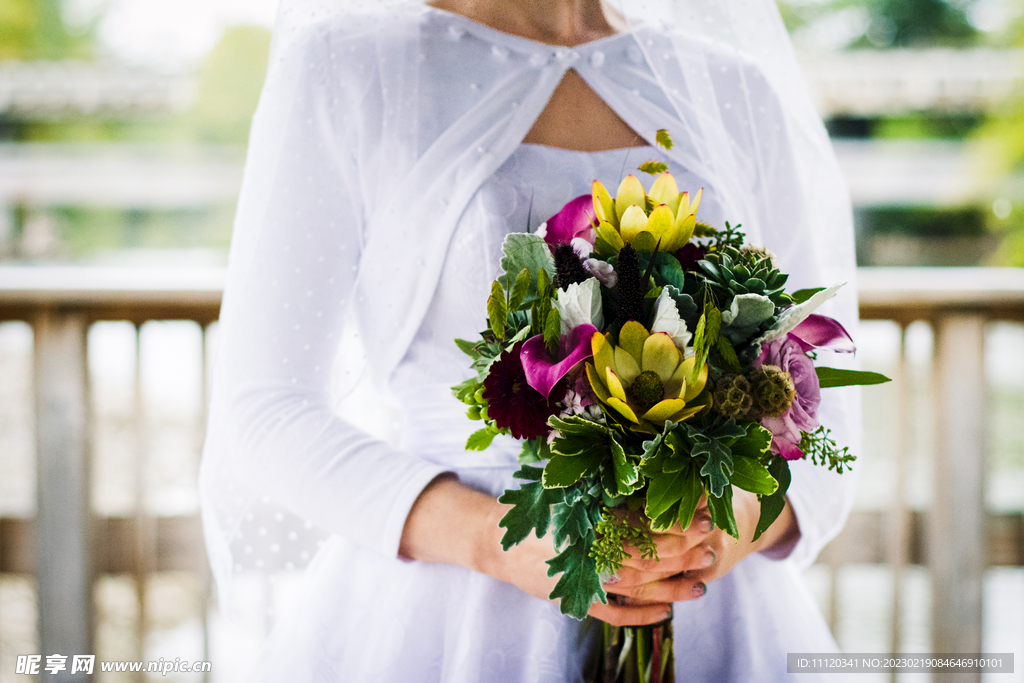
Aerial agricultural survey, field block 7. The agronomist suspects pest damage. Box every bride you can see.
[199,0,861,680]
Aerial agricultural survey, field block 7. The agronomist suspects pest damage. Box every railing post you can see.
[887,325,912,673]
[930,313,985,682]
[33,308,92,681]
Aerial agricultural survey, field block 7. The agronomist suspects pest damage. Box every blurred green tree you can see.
[780,0,980,48]
[0,0,95,60]
[972,2,1024,265]
[182,25,271,146]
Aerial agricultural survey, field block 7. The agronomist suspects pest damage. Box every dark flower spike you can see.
[615,244,646,327]
[554,243,591,291]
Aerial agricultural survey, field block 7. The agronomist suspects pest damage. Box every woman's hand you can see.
[399,475,692,626]
[399,476,796,626]
[603,489,799,606]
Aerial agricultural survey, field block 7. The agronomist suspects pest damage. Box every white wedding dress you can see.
[201,6,862,681]
[247,141,849,682]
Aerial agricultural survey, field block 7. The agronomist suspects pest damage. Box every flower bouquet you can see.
[452,136,887,682]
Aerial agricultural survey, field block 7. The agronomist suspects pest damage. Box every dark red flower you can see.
[483,341,562,440]
[674,243,707,272]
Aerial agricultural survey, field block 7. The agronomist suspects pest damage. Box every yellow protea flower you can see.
[592,173,702,253]
[585,321,709,432]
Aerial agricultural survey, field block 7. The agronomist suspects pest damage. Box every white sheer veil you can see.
[199,0,859,627]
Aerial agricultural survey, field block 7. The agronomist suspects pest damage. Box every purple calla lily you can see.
[521,324,598,400]
[790,314,855,353]
[539,195,597,248]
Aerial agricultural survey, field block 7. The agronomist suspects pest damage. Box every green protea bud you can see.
[713,374,754,419]
[748,364,796,418]
[630,370,665,407]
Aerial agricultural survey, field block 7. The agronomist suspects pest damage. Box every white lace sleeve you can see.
[203,22,448,569]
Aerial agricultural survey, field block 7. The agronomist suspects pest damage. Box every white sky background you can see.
[67,0,281,69]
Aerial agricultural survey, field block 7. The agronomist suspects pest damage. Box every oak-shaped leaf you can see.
[547,533,605,620]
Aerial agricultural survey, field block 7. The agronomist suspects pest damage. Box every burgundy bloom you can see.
[674,243,707,272]
[483,341,562,440]
[756,334,821,460]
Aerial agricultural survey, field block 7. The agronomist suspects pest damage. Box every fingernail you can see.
[698,517,712,533]
[606,575,620,586]
[701,551,715,568]
[692,582,706,598]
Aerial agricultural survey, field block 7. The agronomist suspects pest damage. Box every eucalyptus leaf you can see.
[816,367,891,388]
[499,233,556,293]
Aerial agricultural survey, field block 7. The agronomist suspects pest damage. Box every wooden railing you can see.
[1,265,1023,683]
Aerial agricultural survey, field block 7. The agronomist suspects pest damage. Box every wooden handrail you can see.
[2,264,1023,679]
[3,265,1024,318]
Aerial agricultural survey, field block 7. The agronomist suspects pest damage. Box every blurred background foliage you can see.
[0,0,1022,265]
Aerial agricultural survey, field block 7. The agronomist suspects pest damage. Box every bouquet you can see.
[452,135,887,682]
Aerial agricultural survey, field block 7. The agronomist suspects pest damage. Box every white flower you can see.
[755,282,846,347]
[583,258,618,288]
[555,278,604,335]
[650,287,692,352]
[571,236,595,259]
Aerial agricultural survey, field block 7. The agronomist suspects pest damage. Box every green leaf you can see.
[544,305,561,357]
[543,451,603,488]
[536,267,551,300]
[465,427,498,451]
[730,424,773,461]
[655,129,674,150]
[518,438,545,464]
[693,434,734,498]
[815,367,892,388]
[454,337,481,359]
[645,467,689,524]
[791,287,826,304]
[706,484,738,538]
[550,415,611,437]
[676,465,704,531]
[692,301,721,384]
[656,260,687,292]
[530,293,552,338]
[638,160,669,175]
[609,438,641,497]
[716,335,742,373]
[552,498,594,549]
[753,458,792,542]
[497,466,561,549]
[499,233,556,293]
[509,267,531,311]
[547,535,605,620]
[487,280,506,341]
[730,457,778,495]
